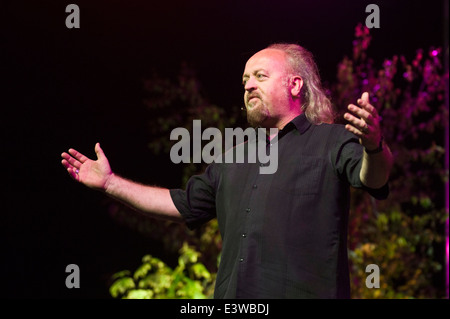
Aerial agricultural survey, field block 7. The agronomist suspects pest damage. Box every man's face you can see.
[242,49,292,128]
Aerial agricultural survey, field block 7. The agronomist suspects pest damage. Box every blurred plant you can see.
[333,23,448,298]
[110,243,216,299]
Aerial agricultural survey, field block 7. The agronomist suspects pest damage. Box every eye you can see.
[257,73,267,80]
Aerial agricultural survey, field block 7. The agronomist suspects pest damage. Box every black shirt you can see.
[170,113,388,298]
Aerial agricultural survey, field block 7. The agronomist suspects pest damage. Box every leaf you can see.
[134,263,152,281]
[110,270,131,281]
[109,277,136,298]
[190,263,211,280]
[124,289,154,299]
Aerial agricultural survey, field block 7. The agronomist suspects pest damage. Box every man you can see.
[61,43,393,298]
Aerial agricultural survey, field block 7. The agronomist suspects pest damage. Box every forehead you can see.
[243,49,288,76]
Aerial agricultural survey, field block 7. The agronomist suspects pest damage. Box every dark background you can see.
[1,0,446,298]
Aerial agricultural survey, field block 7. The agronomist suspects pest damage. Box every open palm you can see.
[61,143,112,191]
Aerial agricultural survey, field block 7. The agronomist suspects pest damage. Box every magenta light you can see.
[447,214,449,299]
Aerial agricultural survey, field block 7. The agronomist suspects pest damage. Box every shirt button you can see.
[239,258,244,262]
[245,208,251,213]
[242,233,247,238]
[252,184,257,189]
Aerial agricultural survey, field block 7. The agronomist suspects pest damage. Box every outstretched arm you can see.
[344,92,394,189]
[61,143,183,222]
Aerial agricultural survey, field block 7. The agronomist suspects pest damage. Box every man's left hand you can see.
[344,92,382,151]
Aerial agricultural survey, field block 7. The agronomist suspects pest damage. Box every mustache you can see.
[242,92,262,111]
[246,92,261,104]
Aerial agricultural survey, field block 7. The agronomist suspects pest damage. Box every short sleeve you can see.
[332,128,389,200]
[169,163,219,230]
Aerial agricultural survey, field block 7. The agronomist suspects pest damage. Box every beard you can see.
[244,84,291,128]
[246,99,270,128]
[246,94,270,128]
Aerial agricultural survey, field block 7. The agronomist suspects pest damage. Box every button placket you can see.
[238,164,261,266]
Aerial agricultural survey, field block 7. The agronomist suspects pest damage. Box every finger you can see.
[61,152,71,163]
[347,103,376,125]
[61,153,82,169]
[61,158,73,170]
[67,167,80,181]
[360,92,370,104]
[357,92,378,116]
[61,159,79,180]
[345,123,365,137]
[352,104,380,127]
[356,92,369,108]
[61,159,81,176]
[95,142,105,160]
[344,111,367,130]
[68,148,89,163]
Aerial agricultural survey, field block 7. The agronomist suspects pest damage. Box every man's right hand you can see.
[61,143,113,191]
[61,142,182,222]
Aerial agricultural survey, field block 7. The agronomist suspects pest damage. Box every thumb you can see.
[95,142,105,159]
[361,91,369,103]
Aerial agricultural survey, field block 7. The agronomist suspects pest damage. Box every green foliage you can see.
[109,24,447,299]
[110,243,216,299]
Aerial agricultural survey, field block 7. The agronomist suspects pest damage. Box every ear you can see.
[290,76,303,98]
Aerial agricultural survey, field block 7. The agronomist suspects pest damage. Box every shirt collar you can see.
[286,113,312,135]
[251,113,312,143]
[275,113,311,141]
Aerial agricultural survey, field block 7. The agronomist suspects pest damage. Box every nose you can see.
[244,77,257,92]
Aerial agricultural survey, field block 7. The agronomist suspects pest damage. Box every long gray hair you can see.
[267,43,335,124]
